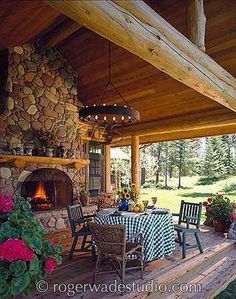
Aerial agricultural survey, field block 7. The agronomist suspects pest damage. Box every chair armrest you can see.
[172,213,179,217]
[83,214,95,219]
[127,232,143,244]
[76,217,93,225]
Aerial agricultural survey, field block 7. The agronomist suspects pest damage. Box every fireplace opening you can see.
[21,168,73,211]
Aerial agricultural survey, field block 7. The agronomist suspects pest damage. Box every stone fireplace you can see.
[0,41,98,230]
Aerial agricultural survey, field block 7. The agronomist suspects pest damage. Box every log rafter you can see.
[46,0,236,113]
[43,18,82,49]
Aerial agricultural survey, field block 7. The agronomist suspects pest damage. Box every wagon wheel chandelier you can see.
[79,41,140,136]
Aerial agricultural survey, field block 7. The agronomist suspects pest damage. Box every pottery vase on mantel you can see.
[45,147,54,158]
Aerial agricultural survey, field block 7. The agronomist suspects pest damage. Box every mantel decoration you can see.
[79,42,140,143]
[203,193,236,233]
[0,192,62,298]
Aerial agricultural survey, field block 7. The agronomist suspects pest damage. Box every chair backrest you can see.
[178,200,202,229]
[67,204,84,233]
[97,192,115,211]
[89,222,126,257]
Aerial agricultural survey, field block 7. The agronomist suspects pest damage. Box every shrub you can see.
[0,193,62,298]
[222,183,236,193]
[202,193,236,225]
[197,176,220,185]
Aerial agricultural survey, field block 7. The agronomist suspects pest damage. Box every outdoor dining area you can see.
[39,196,235,299]
[0,0,236,298]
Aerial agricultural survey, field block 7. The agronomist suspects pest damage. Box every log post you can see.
[187,0,206,52]
[104,144,111,193]
[131,135,140,193]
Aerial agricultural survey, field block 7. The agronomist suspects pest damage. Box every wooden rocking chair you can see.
[173,200,203,259]
[67,203,95,260]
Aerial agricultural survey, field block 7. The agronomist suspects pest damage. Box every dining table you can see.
[95,207,175,262]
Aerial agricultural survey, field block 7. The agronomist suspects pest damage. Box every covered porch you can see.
[0,0,236,298]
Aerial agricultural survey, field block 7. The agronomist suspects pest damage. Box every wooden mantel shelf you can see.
[0,154,90,169]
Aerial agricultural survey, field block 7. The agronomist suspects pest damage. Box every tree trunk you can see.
[164,144,168,188]
[178,167,182,189]
[155,171,159,184]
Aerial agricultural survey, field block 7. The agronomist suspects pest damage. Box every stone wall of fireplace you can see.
[0,41,87,194]
[0,41,95,229]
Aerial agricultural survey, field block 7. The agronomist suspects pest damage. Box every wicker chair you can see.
[89,222,144,285]
[67,203,95,260]
[97,192,116,210]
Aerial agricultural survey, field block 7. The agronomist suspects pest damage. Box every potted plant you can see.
[79,189,90,207]
[0,192,62,298]
[35,130,57,157]
[203,193,236,233]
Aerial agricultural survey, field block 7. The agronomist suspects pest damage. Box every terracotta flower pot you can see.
[213,219,227,233]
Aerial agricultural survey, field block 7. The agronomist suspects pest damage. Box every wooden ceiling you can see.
[0,0,236,145]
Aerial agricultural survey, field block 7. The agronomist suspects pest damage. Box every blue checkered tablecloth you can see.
[95,208,175,262]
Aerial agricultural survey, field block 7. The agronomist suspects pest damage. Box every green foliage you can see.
[215,279,236,299]
[112,134,236,190]
[142,181,155,188]
[0,195,63,298]
[197,176,220,185]
[221,183,236,193]
[202,137,228,179]
[203,194,234,224]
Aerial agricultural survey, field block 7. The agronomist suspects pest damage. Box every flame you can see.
[32,181,47,199]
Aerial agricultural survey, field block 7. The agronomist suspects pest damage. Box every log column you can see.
[131,135,140,192]
[104,144,111,193]
[187,0,206,52]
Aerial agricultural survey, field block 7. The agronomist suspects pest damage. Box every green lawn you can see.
[140,176,236,213]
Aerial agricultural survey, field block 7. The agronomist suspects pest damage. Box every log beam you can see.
[113,0,233,87]
[131,135,140,192]
[187,0,206,52]
[104,144,111,193]
[112,124,236,147]
[46,0,236,111]
[43,18,82,49]
[116,109,236,138]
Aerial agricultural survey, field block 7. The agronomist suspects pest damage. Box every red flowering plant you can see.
[203,193,235,226]
[0,193,62,298]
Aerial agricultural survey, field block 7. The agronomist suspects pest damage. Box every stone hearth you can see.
[34,205,97,232]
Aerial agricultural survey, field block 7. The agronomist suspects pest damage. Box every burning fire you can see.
[32,181,47,199]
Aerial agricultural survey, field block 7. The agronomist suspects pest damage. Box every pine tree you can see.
[202,137,227,179]
[221,135,236,175]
